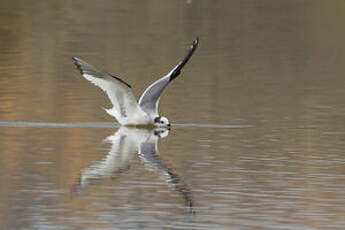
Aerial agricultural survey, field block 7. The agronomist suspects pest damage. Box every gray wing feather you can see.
[138,38,199,117]
[73,57,131,88]
[138,77,170,117]
[72,57,148,124]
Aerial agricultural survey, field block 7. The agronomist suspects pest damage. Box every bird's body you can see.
[73,38,199,127]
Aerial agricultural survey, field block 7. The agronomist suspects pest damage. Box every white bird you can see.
[75,127,169,191]
[73,38,199,127]
[73,127,193,210]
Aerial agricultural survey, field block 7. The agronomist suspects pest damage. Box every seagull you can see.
[73,127,193,211]
[74,127,169,191]
[72,38,199,127]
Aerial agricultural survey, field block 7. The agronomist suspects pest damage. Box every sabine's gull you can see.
[73,38,199,127]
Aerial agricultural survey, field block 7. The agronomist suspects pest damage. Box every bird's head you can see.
[153,127,170,139]
[154,116,170,127]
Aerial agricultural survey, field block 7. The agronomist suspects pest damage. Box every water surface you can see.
[1,0,345,229]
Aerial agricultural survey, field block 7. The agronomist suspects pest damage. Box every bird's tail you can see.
[102,107,118,118]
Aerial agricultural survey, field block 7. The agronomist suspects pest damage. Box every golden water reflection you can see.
[0,0,345,229]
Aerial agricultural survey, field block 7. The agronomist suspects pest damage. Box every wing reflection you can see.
[73,127,193,212]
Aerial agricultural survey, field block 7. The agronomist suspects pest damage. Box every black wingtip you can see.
[72,57,84,75]
[72,57,96,79]
[193,37,199,47]
[72,56,80,64]
[169,37,199,81]
[189,37,199,53]
[72,57,80,66]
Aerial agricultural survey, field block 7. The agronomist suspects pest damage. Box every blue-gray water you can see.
[1,0,345,229]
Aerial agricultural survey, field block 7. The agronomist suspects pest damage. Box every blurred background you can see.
[0,0,345,229]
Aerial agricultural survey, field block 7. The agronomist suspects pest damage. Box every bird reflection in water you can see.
[73,127,194,213]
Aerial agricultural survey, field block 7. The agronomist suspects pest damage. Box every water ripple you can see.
[0,121,252,129]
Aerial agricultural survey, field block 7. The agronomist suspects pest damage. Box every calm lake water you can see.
[1,0,345,229]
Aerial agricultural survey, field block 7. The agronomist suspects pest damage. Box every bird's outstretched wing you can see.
[73,57,148,125]
[73,127,150,194]
[138,37,199,117]
[138,129,194,211]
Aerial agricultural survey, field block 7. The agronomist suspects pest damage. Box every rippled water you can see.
[1,0,345,229]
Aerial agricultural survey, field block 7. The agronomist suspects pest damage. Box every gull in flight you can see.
[73,38,199,127]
